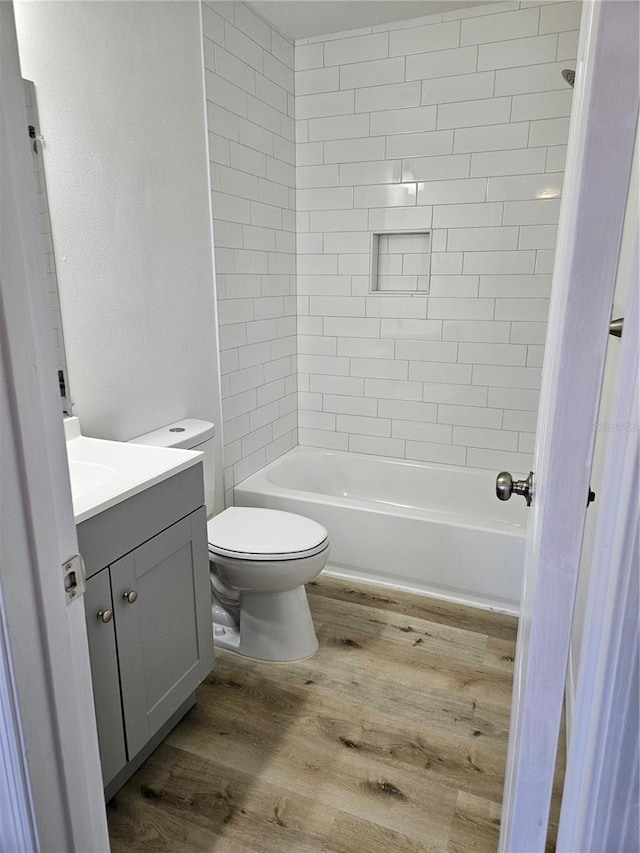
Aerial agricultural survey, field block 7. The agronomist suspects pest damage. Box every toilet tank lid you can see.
[129,418,215,449]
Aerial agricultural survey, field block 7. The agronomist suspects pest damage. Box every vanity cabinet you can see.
[78,465,214,799]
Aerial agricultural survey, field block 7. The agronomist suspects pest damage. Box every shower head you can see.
[562,69,575,88]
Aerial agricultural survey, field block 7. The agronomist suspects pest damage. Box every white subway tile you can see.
[518,225,558,250]
[297,187,353,210]
[454,122,529,153]
[324,232,372,254]
[396,341,458,362]
[462,7,539,46]
[438,404,502,429]
[295,43,323,71]
[479,274,552,297]
[308,113,369,142]
[364,378,423,401]
[422,383,488,406]
[428,298,494,320]
[389,20,460,57]
[366,297,428,319]
[406,46,478,81]
[466,448,532,474]
[310,375,364,395]
[296,90,354,120]
[263,54,293,94]
[473,364,541,389]
[557,30,579,62]
[296,165,339,189]
[430,253,463,275]
[421,71,494,106]
[323,394,378,416]
[349,434,406,458]
[539,1,582,34]
[378,399,438,421]
[471,148,547,178]
[370,106,437,137]
[387,130,454,160]
[224,23,264,72]
[459,342,527,366]
[249,401,280,431]
[378,206,433,231]
[417,178,487,205]
[529,117,571,147]
[351,357,408,380]
[403,154,470,182]
[355,82,422,113]
[535,250,556,274]
[296,254,338,275]
[438,97,511,131]
[296,66,339,96]
[373,11,444,32]
[447,226,517,251]
[478,35,557,71]
[380,319,442,339]
[298,427,348,450]
[246,318,277,344]
[337,414,391,436]
[526,345,545,368]
[298,274,349,295]
[338,254,370,275]
[354,183,418,208]
[546,145,567,173]
[453,425,518,451]
[214,44,256,94]
[405,440,466,465]
[393,420,452,443]
[298,335,337,355]
[429,275,479,297]
[512,90,573,122]
[324,316,380,337]
[443,1,519,21]
[309,209,368,232]
[503,409,537,432]
[488,387,539,411]
[299,410,336,431]
[503,199,561,225]
[340,57,405,90]
[409,362,472,384]
[432,202,503,228]
[339,160,402,186]
[256,377,286,406]
[463,251,536,275]
[510,322,547,344]
[495,61,573,96]
[309,295,366,316]
[324,32,389,65]
[296,142,324,166]
[324,137,386,164]
[495,298,550,321]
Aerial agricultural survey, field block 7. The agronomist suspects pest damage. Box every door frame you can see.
[0,3,109,850]
[499,1,639,849]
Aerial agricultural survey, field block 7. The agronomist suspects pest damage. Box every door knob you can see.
[122,590,138,604]
[97,609,113,623]
[496,471,534,506]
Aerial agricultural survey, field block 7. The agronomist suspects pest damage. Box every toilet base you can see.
[213,586,319,662]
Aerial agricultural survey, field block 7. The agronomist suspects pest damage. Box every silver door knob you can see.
[97,609,113,623]
[122,590,138,604]
[496,471,534,507]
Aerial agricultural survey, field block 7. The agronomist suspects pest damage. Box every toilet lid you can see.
[207,507,329,561]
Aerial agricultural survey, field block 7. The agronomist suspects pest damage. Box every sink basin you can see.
[68,459,117,498]
[64,417,203,523]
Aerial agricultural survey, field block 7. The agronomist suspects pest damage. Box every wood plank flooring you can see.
[107,576,563,852]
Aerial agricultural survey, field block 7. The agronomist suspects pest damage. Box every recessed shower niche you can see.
[370,231,431,295]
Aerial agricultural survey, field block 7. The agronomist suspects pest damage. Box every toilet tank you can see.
[129,419,215,515]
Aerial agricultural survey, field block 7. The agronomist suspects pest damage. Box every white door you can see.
[0,3,109,850]
[499,2,639,850]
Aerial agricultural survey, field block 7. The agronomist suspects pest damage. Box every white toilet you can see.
[130,419,329,662]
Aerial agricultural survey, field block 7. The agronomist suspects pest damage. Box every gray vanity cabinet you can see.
[78,466,214,799]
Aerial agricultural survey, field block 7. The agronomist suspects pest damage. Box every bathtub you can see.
[235,447,527,615]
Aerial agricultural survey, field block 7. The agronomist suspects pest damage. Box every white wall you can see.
[14,1,221,445]
[203,2,297,504]
[294,0,580,472]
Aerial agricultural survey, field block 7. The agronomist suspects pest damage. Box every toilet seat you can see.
[207,507,329,562]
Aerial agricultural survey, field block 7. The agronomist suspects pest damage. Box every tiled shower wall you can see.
[294,0,581,473]
[203,2,297,503]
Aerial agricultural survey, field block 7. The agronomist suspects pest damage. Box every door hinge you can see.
[62,554,86,604]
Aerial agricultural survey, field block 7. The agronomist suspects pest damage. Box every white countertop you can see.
[65,417,203,523]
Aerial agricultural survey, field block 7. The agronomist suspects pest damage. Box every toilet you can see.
[129,419,329,662]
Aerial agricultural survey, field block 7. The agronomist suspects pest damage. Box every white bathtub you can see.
[235,447,527,615]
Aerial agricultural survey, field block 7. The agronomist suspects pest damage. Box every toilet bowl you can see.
[207,506,329,662]
[128,420,330,663]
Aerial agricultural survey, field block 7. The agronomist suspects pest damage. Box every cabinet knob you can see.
[97,609,113,624]
[123,590,138,604]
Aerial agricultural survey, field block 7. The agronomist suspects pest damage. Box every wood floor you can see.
[107,576,563,852]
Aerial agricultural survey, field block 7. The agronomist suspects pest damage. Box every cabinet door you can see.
[84,569,127,787]
[111,508,213,759]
